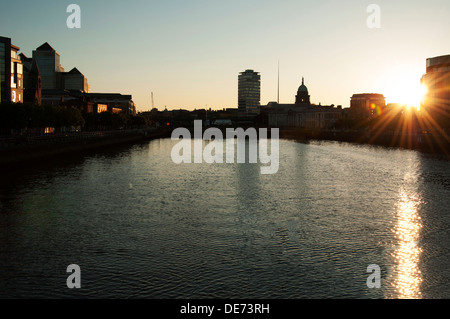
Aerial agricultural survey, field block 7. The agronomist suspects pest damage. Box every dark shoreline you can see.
[1,127,448,170]
[0,128,170,169]
[179,125,450,158]
[278,129,450,159]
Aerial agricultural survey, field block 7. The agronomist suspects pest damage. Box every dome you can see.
[298,77,308,93]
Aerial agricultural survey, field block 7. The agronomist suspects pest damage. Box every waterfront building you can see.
[32,42,65,91]
[40,90,135,115]
[266,77,343,129]
[350,93,386,118]
[83,93,136,115]
[421,54,450,130]
[32,42,90,93]
[238,69,261,115]
[295,77,311,106]
[19,53,42,105]
[62,67,90,93]
[30,42,135,114]
[0,36,23,103]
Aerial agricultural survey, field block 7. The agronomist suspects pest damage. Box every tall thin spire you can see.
[302,77,304,85]
[277,61,280,104]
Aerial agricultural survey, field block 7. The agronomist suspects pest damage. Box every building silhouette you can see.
[32,42,90,93]
[421,54,450,130]
[62,67,89,93]
[238,69,261,115]
[32,42,66,91]
[350,93,386,118]
[19,53,42,105]
[295,77,310,105]
[1,36,136,115]
[266,77,342,129]
[0,36,23,103]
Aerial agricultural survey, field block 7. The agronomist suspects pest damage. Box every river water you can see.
[0,138,449,299]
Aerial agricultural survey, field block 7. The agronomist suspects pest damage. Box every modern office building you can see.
[83,93,136,115]
[40,90,135,115]
[62,67,90,92]
[32,42,65,91]
[1,37,134,115]
[0,36,23,103]
[350,93,386,118]
[238,69,261,115]
[19,53,42,105]
[421,54,450,129]
[32,42,90,93]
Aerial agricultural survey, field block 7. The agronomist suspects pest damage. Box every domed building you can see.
[295,77,311,106]
[265,76,344,129]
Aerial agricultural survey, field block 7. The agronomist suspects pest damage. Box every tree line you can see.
[0,102,151,136]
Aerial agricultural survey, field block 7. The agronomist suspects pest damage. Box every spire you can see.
[277,60,280,104]
[302,77,304,85]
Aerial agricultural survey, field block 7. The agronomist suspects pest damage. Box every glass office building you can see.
[0,36,23,103]
[32,42,65,90]
[0,39,5,102]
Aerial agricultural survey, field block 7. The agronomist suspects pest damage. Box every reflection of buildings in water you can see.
[235,139,261,205]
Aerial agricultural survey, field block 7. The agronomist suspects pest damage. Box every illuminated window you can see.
[12,91,16,102]
[97,104,107,113]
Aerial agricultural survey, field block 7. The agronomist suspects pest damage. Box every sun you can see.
[382,65,428,110]
[384,78,427,110]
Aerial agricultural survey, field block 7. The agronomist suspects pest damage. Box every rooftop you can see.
[67,67,84,76]
[427,54,450,68]
[36,42,56,51]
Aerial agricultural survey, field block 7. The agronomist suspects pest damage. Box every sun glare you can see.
[385,81,427,110]
[381,65,428,110]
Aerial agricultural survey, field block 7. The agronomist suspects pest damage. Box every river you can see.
[0,138,449,299]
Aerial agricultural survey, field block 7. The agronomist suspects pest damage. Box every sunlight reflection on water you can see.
[390,158,423,299]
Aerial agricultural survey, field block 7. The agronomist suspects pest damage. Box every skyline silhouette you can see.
[1,0,449,111]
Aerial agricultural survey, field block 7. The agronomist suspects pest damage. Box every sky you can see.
[1,0,449,112]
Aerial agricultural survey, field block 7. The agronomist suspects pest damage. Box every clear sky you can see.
[1,0,449,111]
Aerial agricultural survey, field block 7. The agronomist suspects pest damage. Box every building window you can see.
[12,91,16,102]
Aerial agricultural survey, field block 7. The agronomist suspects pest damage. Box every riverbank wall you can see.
[0,128,170,167]
[279,128,450,157]
[174,125,449,157]
[2,126,448,167]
